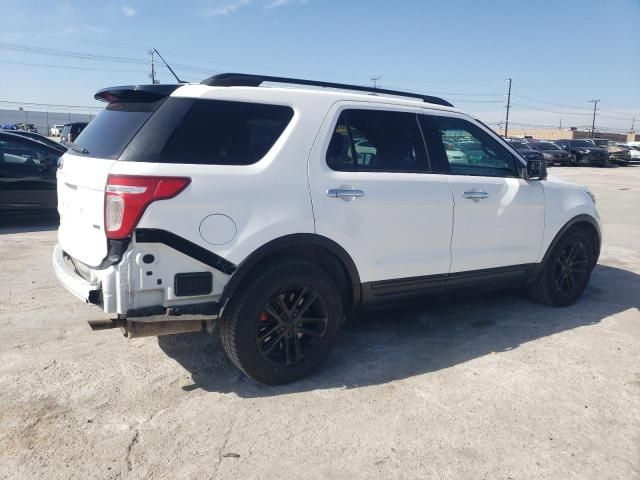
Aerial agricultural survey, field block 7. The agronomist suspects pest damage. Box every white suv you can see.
[53,73,601,384]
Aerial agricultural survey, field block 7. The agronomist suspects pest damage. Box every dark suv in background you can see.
[554,139,608,167]
[528,141,571,166]
[60,122,89,147]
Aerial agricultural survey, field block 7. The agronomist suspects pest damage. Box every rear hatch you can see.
[57,85,178,267]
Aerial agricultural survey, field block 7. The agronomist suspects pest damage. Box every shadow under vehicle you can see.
[157,263,638,397]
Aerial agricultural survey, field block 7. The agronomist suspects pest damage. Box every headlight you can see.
[586,191,596,204]
[582,149,591,154]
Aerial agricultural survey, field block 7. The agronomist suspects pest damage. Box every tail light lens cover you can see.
[105,175,191,239]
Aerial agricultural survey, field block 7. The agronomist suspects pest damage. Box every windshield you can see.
[531,142,561,150]
[572,140,595,147]
[593,140,608,147]
[68,100,163,158]
[509,142,531,151]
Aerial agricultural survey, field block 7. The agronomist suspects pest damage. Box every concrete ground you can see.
[0,167,638,480]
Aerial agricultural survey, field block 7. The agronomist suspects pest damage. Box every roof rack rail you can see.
[201,73,454,108]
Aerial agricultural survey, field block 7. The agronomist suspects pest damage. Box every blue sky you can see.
[1,0,639,132]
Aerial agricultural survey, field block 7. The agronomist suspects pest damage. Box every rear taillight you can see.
[104,175,191,239]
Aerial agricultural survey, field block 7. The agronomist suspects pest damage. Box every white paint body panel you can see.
[447,175,545,272]
[538,175,601,262]
[308,101,454,283]
[56,154,115,267]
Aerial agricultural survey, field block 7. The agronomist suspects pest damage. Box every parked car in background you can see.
[554,139,608,167]
[50,124,65,136]
[528,141,572,166]
[7,130,68,154]
[60,122,89,147]
[15,123,38,133]
[592,139,630,166]
[0,131,62,214]
[505,140,545,163]
[625,145,640,161]
[1,124,18,130]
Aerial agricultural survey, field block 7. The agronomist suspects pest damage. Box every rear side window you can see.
[69,101,162,159]
[157,100,294,165]
[326,109,428,172]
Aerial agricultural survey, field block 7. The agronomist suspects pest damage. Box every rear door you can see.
[309,103,454,287]
[420,113,545,274]
[56,100,163,267]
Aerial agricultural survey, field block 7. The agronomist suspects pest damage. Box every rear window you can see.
[68,101,163,159]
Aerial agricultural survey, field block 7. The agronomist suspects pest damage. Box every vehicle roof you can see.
[172,83,464,115]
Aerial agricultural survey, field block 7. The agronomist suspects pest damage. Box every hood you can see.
[606,145,625,153]
[574,146,606,153]
[544,175,590,192]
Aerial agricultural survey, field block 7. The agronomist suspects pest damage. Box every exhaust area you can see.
[88,317,205,338]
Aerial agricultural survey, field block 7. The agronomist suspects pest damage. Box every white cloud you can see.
[204,0,309,16]
[121,5,137,16]
[205,0,252,16]
[265,0,308,8]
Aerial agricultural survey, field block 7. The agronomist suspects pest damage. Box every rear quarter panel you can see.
[109,87,334,266]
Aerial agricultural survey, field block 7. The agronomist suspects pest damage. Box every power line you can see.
[0,99,102,110]
[0,59,147,74]
[511,94,592,110]
[510,103,591,116]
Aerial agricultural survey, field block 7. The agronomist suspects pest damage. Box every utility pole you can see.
[588,99,600,138]
[559,118,562,130]
[370,76,381,89]
[149,49,158,84]
[632,116,636,132]
[504,78,512,138]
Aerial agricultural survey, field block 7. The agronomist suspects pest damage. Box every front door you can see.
[308,104,454,286]
[420,113,545,274]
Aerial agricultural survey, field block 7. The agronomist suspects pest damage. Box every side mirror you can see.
[522,159,547,181]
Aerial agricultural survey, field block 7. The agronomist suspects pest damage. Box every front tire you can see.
[220,260,343,385]
[526,229,595,306]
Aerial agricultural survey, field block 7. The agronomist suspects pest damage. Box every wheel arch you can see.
[220,234,361,313]
[530,214,601,281]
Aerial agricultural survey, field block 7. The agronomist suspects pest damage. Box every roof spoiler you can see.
[201,73,454,107]
[94,84,180,103]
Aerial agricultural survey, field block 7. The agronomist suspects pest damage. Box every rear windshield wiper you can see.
[67,142,90,155]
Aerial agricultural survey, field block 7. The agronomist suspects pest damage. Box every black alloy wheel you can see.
[220,260,342,385]
[553,239,589,296]
[256,286,329,367]
[526,228,595,306]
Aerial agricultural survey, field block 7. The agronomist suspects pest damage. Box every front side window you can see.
[326,109,428,173]
[422,115,517,177]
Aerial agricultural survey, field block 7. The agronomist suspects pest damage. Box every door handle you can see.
[327,188,365,198]
[463,191,489,200]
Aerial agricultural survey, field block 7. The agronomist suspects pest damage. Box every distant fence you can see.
[0,107,101,135]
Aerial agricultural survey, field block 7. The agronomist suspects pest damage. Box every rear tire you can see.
[220,260,342,385]
[526,228,595,306]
